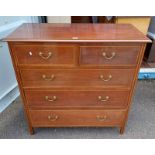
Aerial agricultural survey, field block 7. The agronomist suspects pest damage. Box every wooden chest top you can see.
[5,23,150,42]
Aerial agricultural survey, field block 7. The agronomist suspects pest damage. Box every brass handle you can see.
[102,52,116,60]
[42,74,55,81]
[39,52,52,59]
[96,115,107,121]
[48,115,59,121]
[100,75,112,81]
[45,96,57,102]
[98,96,109,102]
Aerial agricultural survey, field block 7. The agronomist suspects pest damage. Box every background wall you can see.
[47,16,71,23]
[0,16,39,113]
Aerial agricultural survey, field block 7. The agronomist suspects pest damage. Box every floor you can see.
[0,80,155,139]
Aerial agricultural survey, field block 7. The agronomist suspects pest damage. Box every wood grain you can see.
[6,24,150,134]
[13,44,77,66]
[80,46,140,66]
[25,90,129,109]
[4,23,150,42]
[29,109,126,127]
[20,69,134,88]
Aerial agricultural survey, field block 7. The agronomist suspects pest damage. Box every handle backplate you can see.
[48,115,59,121]
[39,52,52,59]
[98,96,109,102]
[96,115,107,121]
[45,95,57,102]
[100,75,112,81]
[102,52,116,60]
[42,74,55,81]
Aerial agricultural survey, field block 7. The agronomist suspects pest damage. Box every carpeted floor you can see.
[0,80,155,139]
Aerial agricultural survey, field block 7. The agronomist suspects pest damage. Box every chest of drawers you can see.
[5,24,150,134]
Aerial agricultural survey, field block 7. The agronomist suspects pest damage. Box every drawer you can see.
[29,109,126,127]
[13,44,77,66]
[80,46,141,66]
[20,69,134,88]
[25,90,129,109]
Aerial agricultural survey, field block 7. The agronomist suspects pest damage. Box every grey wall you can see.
[0,16,39,112]
[148,17,155,34]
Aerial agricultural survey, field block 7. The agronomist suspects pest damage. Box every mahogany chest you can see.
[5,23,150,134]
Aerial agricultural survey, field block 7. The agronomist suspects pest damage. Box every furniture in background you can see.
[70,16,151,34]
[71,16,116,23]
[116,16,151,35]
[5,23,150,134]
[71,16,92,23]
[48,16,115,24]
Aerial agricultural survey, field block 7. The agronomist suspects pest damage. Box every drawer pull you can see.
[45,96,57,102]
[39,52,52,59]
[96,115,107,121]
[98,96,109,102]
[100,75,112,81]
[42,74,55,81]
[102,52,116,60]
[48,115,59,121]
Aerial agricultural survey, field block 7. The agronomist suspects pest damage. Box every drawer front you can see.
[14,45,76,65]
[25,90,129,108]
[20,69,134,88]
[80,46,141,66]
[29,109,126,127]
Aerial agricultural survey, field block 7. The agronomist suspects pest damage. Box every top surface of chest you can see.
[5,23,150,43]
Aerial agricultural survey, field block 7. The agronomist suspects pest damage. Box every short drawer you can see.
[20,69,134,88]
[29,109,126,127]
[25,90,129,108]
[80,46,141,66]
[13,44,77,66]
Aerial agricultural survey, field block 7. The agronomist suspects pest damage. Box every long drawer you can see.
[25,90,129,109]
[80,46,141,66]
[13,44,77,66]
[20,69,135,88]
[29,109,126,127]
